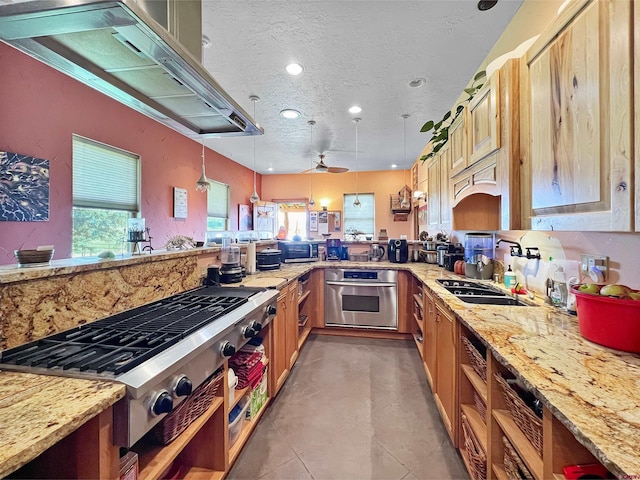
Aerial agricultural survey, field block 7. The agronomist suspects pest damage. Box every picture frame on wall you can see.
[310,211,318,231]
[239,204,252,230]
[173,187,188,219]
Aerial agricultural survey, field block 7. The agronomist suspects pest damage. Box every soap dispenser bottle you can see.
[504,266,516,288]
[551,265,568,308]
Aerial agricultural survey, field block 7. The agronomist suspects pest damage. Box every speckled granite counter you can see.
[1,260,638,477]
[0,372,125,477]
[239,261,640,476]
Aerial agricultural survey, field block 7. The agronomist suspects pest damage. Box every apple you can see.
[628,292,640,301]
[578,283,602,295]
[599,284,632,297]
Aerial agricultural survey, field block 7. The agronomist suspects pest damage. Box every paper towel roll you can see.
[247,242,257,275]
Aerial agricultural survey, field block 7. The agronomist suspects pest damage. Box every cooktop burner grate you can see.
[1,286,264,375]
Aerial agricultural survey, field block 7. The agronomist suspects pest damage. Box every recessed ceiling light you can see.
[280,109,301,119]
[285,63,304,75]
[391,164,398,169]
[349,106,362,114]
[268,167,274,172]
[409,78,426,88]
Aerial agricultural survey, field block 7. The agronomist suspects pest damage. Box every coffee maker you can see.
[388,239,409,263]
[326,239,342,261]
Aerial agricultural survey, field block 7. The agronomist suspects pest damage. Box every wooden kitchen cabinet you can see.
[449,107,469,177]
[434,299,458,446]
[521,0,633,231]
[272,288,289,394]
[297,272,313,349]
[286,280,299,369]
[426,144,452,232]
[411,277,425,358]
[422,287,437,389]
[468,72,500,165]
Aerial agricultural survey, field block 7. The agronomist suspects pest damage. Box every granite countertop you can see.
[0,372,125,477]
[1,260,637,477]
[0,241,277,285]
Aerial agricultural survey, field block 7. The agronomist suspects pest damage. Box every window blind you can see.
[343,193,375,235]
[207,179,230,219]
[72,135,140,211]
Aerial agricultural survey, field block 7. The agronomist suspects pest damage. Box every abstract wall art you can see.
[0,151,50,222]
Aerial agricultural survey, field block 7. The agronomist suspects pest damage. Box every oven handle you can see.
[325,281,397,288]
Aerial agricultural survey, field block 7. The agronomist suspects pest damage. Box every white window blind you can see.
[343,193,375,235]
[207,179,230,219]
[72,135,140,211]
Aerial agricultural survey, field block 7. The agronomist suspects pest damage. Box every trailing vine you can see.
[419,70,487,163]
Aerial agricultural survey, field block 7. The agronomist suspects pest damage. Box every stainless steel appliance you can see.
[0,285,278,447]
[0,0,261,137]
[369,243,385,262]
[220,245,242,283]
[325,269,398,329]
[388,239,409,263]
[277,241,319,263]
[256,248,281,271]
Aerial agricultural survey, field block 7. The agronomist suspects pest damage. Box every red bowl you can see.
[570,285,640,353]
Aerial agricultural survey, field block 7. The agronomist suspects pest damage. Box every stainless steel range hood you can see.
[0,0,262,137]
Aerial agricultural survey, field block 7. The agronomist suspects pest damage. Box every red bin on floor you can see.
[570,285,640,353]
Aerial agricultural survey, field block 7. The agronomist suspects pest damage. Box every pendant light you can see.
[195,138,210,192]
[353,118,361,207]
[249,95,260,204]
[307,120,316,207]
[400,114,410,209]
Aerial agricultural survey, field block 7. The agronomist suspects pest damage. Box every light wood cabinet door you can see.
[523,0,632,231]
[285,281,299,369]
[468,72,500,165]
[423,288,437,389]
[272,289,289,394]
[449,108,468,177]
[434,301,458,445]
[439,144,452,229]
[427,157,440,229]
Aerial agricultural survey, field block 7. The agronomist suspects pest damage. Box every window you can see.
[277,202,308,240]
[343,193,375,235]
[207,179,230,231]
[72,135,140,257]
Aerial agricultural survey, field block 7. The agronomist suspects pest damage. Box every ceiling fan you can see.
[300,154,349,174]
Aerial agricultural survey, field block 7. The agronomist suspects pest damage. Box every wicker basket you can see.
[462,336,487,382]
[495,374,543,456]
[503,436,535,480]
[474,391,487,420]
[14,249,54,266]
[461,413,487,480]
[150,370,224,445]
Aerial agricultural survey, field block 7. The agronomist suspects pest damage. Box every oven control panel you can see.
[344,270,379,280]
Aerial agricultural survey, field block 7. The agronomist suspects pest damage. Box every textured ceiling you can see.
[201,0,524,175]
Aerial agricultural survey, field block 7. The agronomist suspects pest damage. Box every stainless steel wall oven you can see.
[325,269,398,329]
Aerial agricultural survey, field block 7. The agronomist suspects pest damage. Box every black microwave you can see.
[278,241,319,263]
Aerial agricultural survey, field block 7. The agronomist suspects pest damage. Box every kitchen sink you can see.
[455,295,529,306]
[437,279,531,307]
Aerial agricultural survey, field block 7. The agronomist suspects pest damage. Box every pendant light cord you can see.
[249,95,260,203]
[401,114,410,208]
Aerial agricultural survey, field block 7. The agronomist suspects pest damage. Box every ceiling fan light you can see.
[316,164,328,172]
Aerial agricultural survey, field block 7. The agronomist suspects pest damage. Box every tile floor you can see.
[228,335,469,480]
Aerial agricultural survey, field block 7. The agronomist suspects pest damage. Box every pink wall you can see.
[0,43,260,265]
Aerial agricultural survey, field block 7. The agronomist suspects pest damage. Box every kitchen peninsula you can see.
[0,250,639,479]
